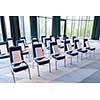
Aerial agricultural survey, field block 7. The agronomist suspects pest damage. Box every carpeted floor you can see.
[50,69,98,83]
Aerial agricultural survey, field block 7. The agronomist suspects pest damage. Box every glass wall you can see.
[47,17,52,36]
[0,18,3,42]
[37,16,52,40]
[61,16,94,39]
[4,16,11,38]
[19,16,25,37]
[39,17,45,38]
[24,16,31,42]
[60,21,65,35]
[0,16,94,42]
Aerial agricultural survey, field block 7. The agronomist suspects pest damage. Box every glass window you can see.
[73,20,79,36]
[61,16,66,19]
[90,16,94,20]
[80,21,86,38]
[19,16,25,37]
[24,16,31,42]
[60,21,65,36]
[4,16,11,38]
[66,20,72,37]
[86,20,94,38]
[65,16,94,39]
[40,17,45,37]
[37,16,52,39]
[0,19,3,42]
[47,18,52,36]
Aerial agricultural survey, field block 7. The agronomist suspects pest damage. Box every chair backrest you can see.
[74,39,82,49]
[41,36,46,43]
[50,36,55,42]
[20,37,26,41]
[50,42,60,54]
[32,43,44,58]
[63,36,69,41]
[55,37,61,45]
[64,40,72,51]
[72,36,76,43]
[0,42,8,55]
[59,36,63,41]
[44,37,51,47]
[16,40,26,51]
[7,38,14,48]
[20,37,27,44]
[32,38,39,44]
[84,39,90,48]
[9,46,23,64]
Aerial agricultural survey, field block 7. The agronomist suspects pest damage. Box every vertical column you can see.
[30,16,38,39]
[52,16,60,37]
[9,16,20,43]
[91,16,100,40]
[0,16,7,41]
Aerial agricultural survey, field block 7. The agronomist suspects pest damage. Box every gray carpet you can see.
[81,70,100,83]
[50,69,98,83]
[0,75,23,83]
[82,61,100,70]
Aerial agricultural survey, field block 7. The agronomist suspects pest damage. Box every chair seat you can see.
[47,47,50,50]
[25,45,29,48]
[0,53,10,59]
[52,54,65,60]
[67,51,78,56]
[87,47,95,51]
[13,61,28,72]
[58,45,64,48]
[35,57,50,65]
[22,49,29,55]
[77,48,87,53]
[72,44,74,47]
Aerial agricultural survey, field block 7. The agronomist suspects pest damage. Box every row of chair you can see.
[0,36,96,83]
[0,37,30,59]
[31,37,96,77]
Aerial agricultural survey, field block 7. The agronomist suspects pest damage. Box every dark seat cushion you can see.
[87,47,95,51]
[35,57,50,65]
[47,47,50,50]
[22,49,29,55]
[72,44,74,47]
[0,53,10,59]
[67,51,78,56]
[52,54,65,60]
[58,45,64,48]
[25,45,29,48]
[13,62,28,72]
[77,48,87,53]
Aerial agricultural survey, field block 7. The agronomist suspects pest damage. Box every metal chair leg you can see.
[70,56,72,65]
[32,62,34,69]
[37,65,40,77]
[28,53,31,62]
[49,62,51,73]
[11,71,16,83]
[81,53,83,60]
[86,52,87,59]
[77,55,78,62]
[94,50,95,57]
[28,68,31,80]
[89,51,91,58]
[55,60,57,70]
[64,58,66,67]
